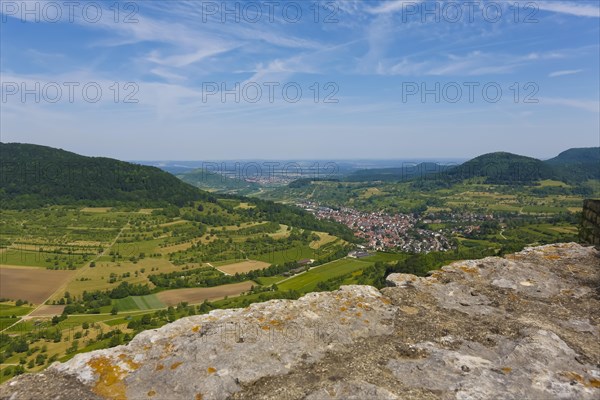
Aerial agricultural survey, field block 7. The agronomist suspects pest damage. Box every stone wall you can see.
[581,199,600,246]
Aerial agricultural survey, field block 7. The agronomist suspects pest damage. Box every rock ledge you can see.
[1,243,599,400]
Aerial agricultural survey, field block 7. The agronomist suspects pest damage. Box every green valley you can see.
[0,143,598,383]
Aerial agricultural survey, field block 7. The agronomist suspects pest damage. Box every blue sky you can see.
[1,0,599,160]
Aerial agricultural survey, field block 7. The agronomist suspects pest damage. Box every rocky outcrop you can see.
[2,243,599,400]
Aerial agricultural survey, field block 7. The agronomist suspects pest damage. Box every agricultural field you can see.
[28,305,66,317]
[0,307,158,383]
[59,258,193,299]
[214,260,271,275]
[258,179,599,217]
[0,266,75,304]
[310,232,339,249]
[361,252,408,263]
[156,281,255,306]
[112,294,165,311]
[0,302,34,331]
[254,244,317,265]
[0,203,352,381]
[1,170,594,383]
[1,204,346,307]
[0,303,33,319]
[278,258,373,293]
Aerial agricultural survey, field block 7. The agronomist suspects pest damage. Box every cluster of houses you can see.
[299,202,452,253]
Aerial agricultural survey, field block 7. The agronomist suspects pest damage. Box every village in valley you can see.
[298,202,453,253]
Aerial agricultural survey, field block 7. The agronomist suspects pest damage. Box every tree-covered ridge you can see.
[0,143,207,208]
[0,143,355,241]
[345,162,451,182]
[545,147,600,183]
[546,147,600,164]
[443,152,555,184]
[342,148,600,185]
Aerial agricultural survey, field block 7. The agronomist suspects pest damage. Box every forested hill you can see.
[546,147,600,164]
[343,148,599,184]
[545,147,600,182]
[0,143,207,208]
[0,143,356,241]
[443,152,555,184]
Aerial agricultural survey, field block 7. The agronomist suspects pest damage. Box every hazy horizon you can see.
[3,140,597,163]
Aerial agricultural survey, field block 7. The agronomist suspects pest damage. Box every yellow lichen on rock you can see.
[459,265,479,275]
[87,356,128,400]
[399,306,418,315]
[170,361,183,370]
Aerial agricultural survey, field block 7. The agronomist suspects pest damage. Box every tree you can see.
[111,306,119,315]
[35,354,46,365]
[66,340,79,354]
[109,334,122,348]
[13,339,29,353]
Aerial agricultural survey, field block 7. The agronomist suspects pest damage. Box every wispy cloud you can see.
[379,50,566,76]
[542,97,600,113]
[368,1,424,15]
[149,68,187,82]
[548,69,584,78]
[537,1,600,18]
[146,46,238,68]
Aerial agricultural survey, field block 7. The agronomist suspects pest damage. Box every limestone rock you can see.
[2,243,599,400]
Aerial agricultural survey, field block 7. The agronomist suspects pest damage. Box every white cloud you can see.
[146,45,238,68]
[368,1,424,15]
[548,69,583,78]
[541,97,600,113]
[537,1,600,18]
[379,50,564,77]
[149,68,187,82]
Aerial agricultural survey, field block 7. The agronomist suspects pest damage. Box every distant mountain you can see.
[0,143,208,208]
[345,162,451,182]
[346,153,553,184]
[546,147,600,165]
[345,148,599,185]
[134,161,206,175]
[178,168,260,194]
[544,147,600,182]
[443,152,555,184]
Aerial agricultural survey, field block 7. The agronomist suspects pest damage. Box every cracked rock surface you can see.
[1,243,599,400]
